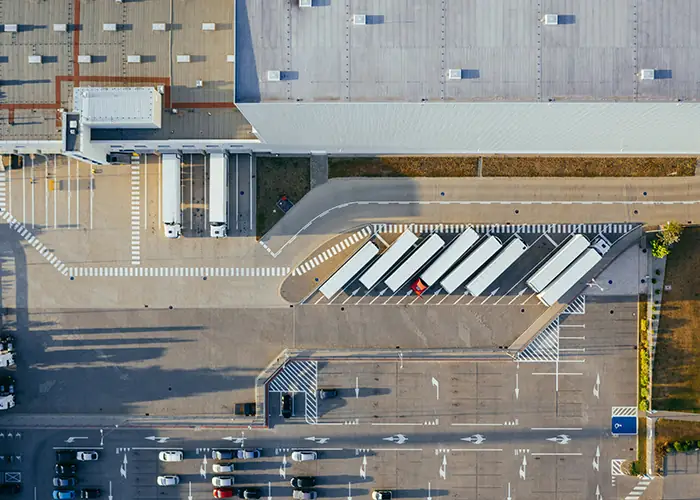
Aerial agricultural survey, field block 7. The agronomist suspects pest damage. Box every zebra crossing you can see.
[268,360,318,425]
[2,211,68,274]
[0,170,6,211]
[373,223,635,235]
[517,317,559,362]
[293,226,372,276]
[67,266,291,278]
[624,476,653,500]
[562,295,586,315]
[130,156,141,266]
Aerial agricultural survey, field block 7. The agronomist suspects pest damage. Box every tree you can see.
[651,239,670,259]
[659,220,684,247]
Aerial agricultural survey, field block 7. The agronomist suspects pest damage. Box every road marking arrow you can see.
[519,456,527,480]
[460,434,486,445]
[280,454,287,479]
[383,434,408,445]
[507,482,512,500]
[593,373,601,399]
[268,481,272,500]
[65,436,88,443]
[360,455,366,480]
[427,481,432,500]
[593,445,600,471]
[546,434,572,445]
[305,436,330,444]
[432,377,440,400]
[200,455,207,479]
[398,351,404,369]
[100,429,104,447]
[439,454,447,480]
[188,481,192,500]
[348,482,352,500]
[515,373,520,400]
[145,436,169,444]
[108,481,113,500]
[120,454,127,479]
[355,377,359,399]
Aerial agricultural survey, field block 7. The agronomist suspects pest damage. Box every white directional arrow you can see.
[145,436,169,444]
[398,351,404,369]
[200,455,208,479]
[222,436,246,444]
[65,436,88,443]
[593,373,601,400]
[355,377,359,399]
[546,434,572,445]
[305,436,330,444]
[120,454,127,479]
[268,481,272,500]
[519,456,527,480]
[515,373,520,400]
[100,429,104,447]
[108,481,113,500]
[383,434,408,445]
[507,482,512,500]
[432,377,440,400]
[348,482,352,500]
[188,481,193,500]
[439,455,447,480]
[460,434,486,445]
[280,454,287,479]
[360,455,367,480]
[596,484,602,500]
[427,481,432,500]
[593,445,600,472]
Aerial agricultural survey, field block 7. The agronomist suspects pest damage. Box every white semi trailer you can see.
[209,153,229,238]
[162,154,182,239]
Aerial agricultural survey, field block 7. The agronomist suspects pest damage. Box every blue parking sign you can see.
[612,416,637,435]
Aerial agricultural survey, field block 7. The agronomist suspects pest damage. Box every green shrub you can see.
[652,239,670,258]
[630,461,641,476]
[639,399,649,411]
[674,441,684,452]
[655,269,661,276]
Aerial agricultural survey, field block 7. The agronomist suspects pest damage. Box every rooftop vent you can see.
[78,55,92,64]
[53,23,67,32]
[103,23,118,32]
[195,80,203,88]
[226,55,235,63]
[176,55,191,63]
[3,24,18,32]
[267,70,281,82]
[352,15,367,25]
[127,55,141,63]
[202,23,216,31]
[543,14,559,25]
[28,55,42,64]
[152,23,167,31]
[299,0,312,6]
[639,69,655,80]
[447,69,462,80]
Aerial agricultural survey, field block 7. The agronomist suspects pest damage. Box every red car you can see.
[410,278,428,296]
[213,489,235,498]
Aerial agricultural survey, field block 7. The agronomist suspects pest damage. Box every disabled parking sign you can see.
[611,416,637,435]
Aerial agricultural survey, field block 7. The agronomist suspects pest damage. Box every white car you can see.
[291,450,317,462]
[76,450,99,461]
[157,475,179,486]
[0,352,15,368]
[212,476,234,487]
[212,463,234,473]
[159,450,184,462]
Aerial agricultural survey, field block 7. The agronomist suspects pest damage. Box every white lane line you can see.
[532,373,583,376]
[190,154,194,230]
[75,161,79,226]
[90,161,94,230]
[249,154,253,229]
[158,155,162,229]
[67,157,71,227]
[451,423,504,426]
[531,453,583,456]
[235,154,239,231]
[530,427,583,431]
[22,156,26,224]
[44,156,48,228]
[143,155,147,230]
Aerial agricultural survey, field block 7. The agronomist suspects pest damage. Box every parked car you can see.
[55,464,77,476]
[0,352,15,368]
[55,450,75,463]
[372,491,392,500]
[292,491,317,500]
[0,376,14,396]
[213,489,235,498]
[79,489,101,499]
[53,477,77,488]
[156,475,179,486]
[0,336,14,353]
[158,450,183,462]
[281,393,292,418]
[212,449,235,460]
[318,389,338,400]
[238,488,261,499]
[76,451,99,461]
[291,477,316,489]
[212,463,234,473]
[53,491,76,500]
[291,451,317,462]
[211,476,234,487]
[236,449,260,460]
[0,483,20,495]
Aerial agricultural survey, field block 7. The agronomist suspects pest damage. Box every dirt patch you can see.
[328,157,478,178]
[652,227,700,412]
[256,156,310,238]
[482,157,696,177]
[654,418,700,472]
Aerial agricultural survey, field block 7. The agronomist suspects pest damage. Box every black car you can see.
[0,483,21,495]
[211,449,235,460]
[238,488,261,499]
[318,389,338,400]
[55,450,75,463]
[55,463,77,476]
[290,477,316,489]
[281,393,292,418]
[80,489,101,499]
[0,376,14,396]
[53,477,77,488]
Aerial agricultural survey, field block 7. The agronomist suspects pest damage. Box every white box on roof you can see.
[73,87,162,129]
[3,24,18,32]
[543,14,559,25]
[640,69,656,80]
[53,24,68,32]
[448,69,462,80]
[299,0,313,7]
[78,55,92,64]
[202,23,216,31]
[152,23,167,31]
[28,55,42,64]
[352,15,366,25]
[267,70,281,81]
[127,55,141,63]
[176,55,190,63]
[103,23,118,32]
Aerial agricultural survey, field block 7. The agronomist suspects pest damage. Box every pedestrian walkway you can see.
[67,266,290,278]
[517,317,559,362]
[2,211,67,275]
[130,155,141,266]
[293,226,372,276]
[624,475,653,500]
[562,295,586,315]
[267,360,319,425]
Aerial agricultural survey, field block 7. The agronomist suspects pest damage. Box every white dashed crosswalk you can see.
[374,223,635,235]
[0,170,6,211]
[293,226,372,276]
[517,317,559,362]
[130,156,141,266]
[67,266,290,278]
[2,211,67,274]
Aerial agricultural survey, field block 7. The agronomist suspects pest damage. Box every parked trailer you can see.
[440,235,502,294]
[537,248,603,306]
[385,233,446,293]
[466,236,528,296]
[209,153,229,238]
[411,227,480,295]
[359,230,418,290]
[162,153,182,238]
[526,234,589,293]
[320,241,380,300]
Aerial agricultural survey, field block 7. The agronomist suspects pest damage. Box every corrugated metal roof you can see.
[237,102,700,155]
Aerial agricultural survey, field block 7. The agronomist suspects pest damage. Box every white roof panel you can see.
[73,87,162,129]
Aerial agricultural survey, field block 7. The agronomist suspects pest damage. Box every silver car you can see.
[156,475,179,486]
[291,450,317,462]
[212,476,234,487]
[292,491,317,500]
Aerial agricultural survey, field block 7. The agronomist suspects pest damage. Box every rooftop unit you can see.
[77,55,92,64]
[299,0,313,6]
[227,55,235,63]
[202,23,216,31]
[176,54,191,63]
[28,55,42,64]
[447,69,462,80]
[127,55,141,63]
[353,15,367,25]
[640,69,656,80]
[267,70,281,82]
[543,14,559,25]
[152,23,167,31]
[53,23,67,32]
[3,24,18,32]
[103,23,118,32]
